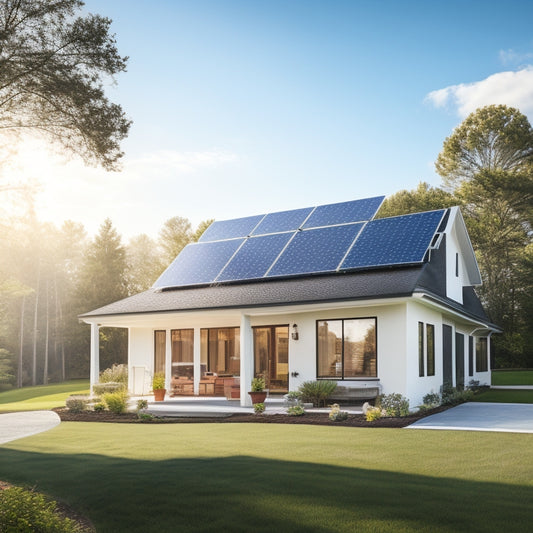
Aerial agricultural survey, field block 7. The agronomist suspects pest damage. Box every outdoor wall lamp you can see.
[291,324,299,340]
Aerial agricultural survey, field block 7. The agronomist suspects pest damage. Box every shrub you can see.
[441,385,475,406]
[329,403,348,421]
[137,399,148,411]
[0,486,86,532]
[298,380,337,407]
[422,392,441,407]
[102,391,129,414]
[377,393,410,417]
[99,364,128,385]
[93,403,106,412]
[365,406,383,421]
[92,382,125,395]
[152,372,165,391]
[251,377,265,392]
[138,413,155,421]
[253,402,265,414]
[65,396,89,413]
[287,405,305,416]
[286,390,302,401]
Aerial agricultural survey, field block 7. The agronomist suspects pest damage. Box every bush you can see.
[65,396,89,413]
[0,486,86,532]
[441,385,475,406]
[377,393,410,417]
[93,403,106,412]
[253,402,265,414]
[287,405,305,416]
[92,382,125,395]
[365,406,383,421]
[102,391,129,414]
[286,390,302,401]
[99,364,128,385]
[137,399,148,411]
[329,403,348,421]
[298,380,337,407]
[422,392,441,407]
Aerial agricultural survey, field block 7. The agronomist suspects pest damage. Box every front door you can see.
[253,326,289,393]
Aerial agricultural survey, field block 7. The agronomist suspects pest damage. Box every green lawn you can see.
[474,388,533,403]
[492,370,533,386]
[0,380,89,412]
[1,423,532,532]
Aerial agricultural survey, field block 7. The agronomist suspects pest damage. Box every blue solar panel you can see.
[303,196,384,229]
[198,214,265,242]
[217,233,293,282]
[153,239,244,288]
[251,207,314,235]
[340,210,445,270]
[267,223,364,278]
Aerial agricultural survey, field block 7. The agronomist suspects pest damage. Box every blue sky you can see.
[11,0,533,239]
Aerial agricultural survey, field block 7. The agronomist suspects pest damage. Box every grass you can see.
[0,380,89,412]
[492,370,533,386]
[474,388,533,403]
[1,423,532,532]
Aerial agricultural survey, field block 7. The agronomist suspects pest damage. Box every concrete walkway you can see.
[407,402,533,434]
[0,411,61,445]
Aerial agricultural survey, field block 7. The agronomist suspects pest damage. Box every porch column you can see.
[89,323,100,395]
[240,314,254,407]
[165,328,172,390]
[193,327,201,395]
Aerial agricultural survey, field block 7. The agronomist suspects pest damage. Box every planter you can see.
[248,391,267,404]
[153,388,166,402]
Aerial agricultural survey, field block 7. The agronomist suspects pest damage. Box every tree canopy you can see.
[0,0,131,170]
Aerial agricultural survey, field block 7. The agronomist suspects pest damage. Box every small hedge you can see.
[65,396,89,413]
[102,391,129,414]
[298,380,337,407]
[92,382,125,395]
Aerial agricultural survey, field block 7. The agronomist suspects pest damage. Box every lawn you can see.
[1,422,532,532]
[474,388,533,403]
[0,380,89,412]
[492,370,533,386]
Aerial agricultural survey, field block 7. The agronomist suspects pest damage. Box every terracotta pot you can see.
[153,388,166,402]
[248,391,267,404]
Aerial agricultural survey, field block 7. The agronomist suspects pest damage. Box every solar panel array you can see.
[153,195,447,289]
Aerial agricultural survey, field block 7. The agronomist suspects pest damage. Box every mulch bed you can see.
[53,405,449,428]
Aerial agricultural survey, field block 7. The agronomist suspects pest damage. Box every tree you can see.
[0,0,131,171]
[158,216,193,265]
[436,105,533,368]
[126,234,164,293]
[192,219,214,242]
[376,182,455,218]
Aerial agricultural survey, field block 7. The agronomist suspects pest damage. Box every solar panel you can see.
[267,223,364,278]
[217,233,293,282]
[251,207,313,235]
[303,196,384,229]
[153,239,244,288]
[340,210,445,270]
[198,214,265,242]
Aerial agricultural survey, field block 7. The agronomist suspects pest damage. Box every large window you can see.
[426,324,435,376]
[154,330,166,375]
[418,322,424,377]
[171,329,194,378]
[476,337,488,372]
[200,328,240,376]
[317,318,377,379]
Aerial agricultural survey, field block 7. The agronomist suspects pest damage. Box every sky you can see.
[5,0,533,241]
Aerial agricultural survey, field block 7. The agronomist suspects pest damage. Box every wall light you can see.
[291,324,299,341]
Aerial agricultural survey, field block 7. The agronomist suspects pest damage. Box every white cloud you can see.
[425,67,533,118]
[499,49,533,66]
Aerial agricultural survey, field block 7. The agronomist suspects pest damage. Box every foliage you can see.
[158,216,193,265]
[298,380,337,407]
[152,373,166,391]
[287,405,305,416]
[102,390,128,414]
[192,219,215,242]
[441,384,475,406]
[422,392,441,407]
[286,390,302,401]
[0,348,15,385]
[251,377,265,392]
[99,364,128,385]
[376,393,410,417]
[253,402,265,414]
[92,382,124,395]
[93,403,105,412]
[65,396,88,413]
[328,403,348,421]
[0,486,86,533]
[125,234,164,293]
[365,406,383,421]
[136,399,149,411]
[0,0,130,171]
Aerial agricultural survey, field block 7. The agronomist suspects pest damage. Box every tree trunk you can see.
[32,265,40,386]
[18,295,25,388]
[43,279,49,385]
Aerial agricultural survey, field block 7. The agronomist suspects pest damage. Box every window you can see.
[468,336,474,376]
[426,324,435,376]
[317,318,376,379]
[455,253,459,277]
[171,329,194,378]
[418,322,424,377]
[476,337,488,372]
[200,328,240,376]
[154,330,166,375]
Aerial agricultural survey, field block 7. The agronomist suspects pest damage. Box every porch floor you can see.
[131,395,364,418]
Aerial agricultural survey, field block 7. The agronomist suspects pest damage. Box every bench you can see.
[329,385,381,403]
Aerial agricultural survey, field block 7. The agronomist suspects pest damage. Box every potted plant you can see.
[152,372,166,401]
[248,377,267,404]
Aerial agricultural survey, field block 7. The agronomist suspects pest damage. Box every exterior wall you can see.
[128,328,154,395]
[445,222,468,304]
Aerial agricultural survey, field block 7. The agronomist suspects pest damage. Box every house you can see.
[80,196,499,407]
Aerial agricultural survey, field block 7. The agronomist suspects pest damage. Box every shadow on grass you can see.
[0,449,531,533]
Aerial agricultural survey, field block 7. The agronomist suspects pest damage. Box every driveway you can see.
[0,411,61,444]
[407,402,533,433]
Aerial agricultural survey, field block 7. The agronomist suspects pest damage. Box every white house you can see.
[80,196,499,407]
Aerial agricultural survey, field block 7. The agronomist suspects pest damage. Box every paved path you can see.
[407,402,533,434]
[0,411,61,445]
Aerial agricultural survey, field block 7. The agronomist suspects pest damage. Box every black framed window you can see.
[476,337,488,372]
[426,324,435,376]
[317,318,377,379]
[418,322,425,377]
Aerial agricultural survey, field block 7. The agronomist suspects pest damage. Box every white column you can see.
[193,327,201,395]
[240,314,254,407]
[89,323,100,395]
[165,329,172,390]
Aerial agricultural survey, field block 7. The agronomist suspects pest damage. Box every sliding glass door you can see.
[253,326,289,393]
